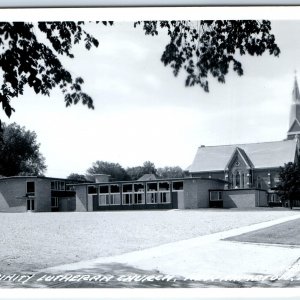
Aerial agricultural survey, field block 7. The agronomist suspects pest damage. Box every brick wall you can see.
[223,189,256,208]
[0,178,27,212]
[257,190,268,207]
[222,189,268,208]
[184,179,225,208]
[59,197,76,212]
[75,185,88,211]
[35,178,51,212]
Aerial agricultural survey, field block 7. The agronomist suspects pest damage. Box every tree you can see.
[67,173,88,182]
[141,161,157,175]
[126,161,158,180]
[0,21,112,130]
[0,122,46,176]
[86,161,129,181]
[157,166,184,179]
[126,166,144,181]
[0,21,280,127]
[135,20,280,91]
[276,162,300,208]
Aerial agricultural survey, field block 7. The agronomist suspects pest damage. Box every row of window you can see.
[224,172,280,189]
[26,180,68,194]
[92,191,171,206]
[88,181,183,195]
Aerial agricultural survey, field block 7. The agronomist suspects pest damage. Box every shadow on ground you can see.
[1,262,300,288]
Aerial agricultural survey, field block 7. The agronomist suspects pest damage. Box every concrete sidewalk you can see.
[41,214,300,287]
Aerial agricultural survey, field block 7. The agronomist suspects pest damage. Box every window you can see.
[110,185,121,205]
[123,194,132,205]
[51,181,66,191]
[146,182,158,204]
[51,197,59,208]
[88,185,97,194]
[26,182,35,194]
[100,185,109,194]
[148,193,157,204]
[159,182,170,203]
[172,181,183,191]
[160,193,169,203]
[123,184,133,205]
[235,172,240,188]
[257,177,262,189]
[133,183,144,204]
[134,193,143,204]
[27,198,35,211]
[210,191,222,201]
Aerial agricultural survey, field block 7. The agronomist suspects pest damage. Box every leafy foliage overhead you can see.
[0,20,280,129]
[0,122,46,176]
[0,21,112,128]
[135,20,280,91]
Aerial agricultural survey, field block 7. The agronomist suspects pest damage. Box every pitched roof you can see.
[137,174,158,181]
[187,139,298,173]
[288,119,300,133]
[225,147,254,170]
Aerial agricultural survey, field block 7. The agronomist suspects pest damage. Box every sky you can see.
[1,19,300,178]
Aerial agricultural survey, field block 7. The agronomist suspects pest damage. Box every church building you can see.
[186,76,300,208]
[0,77,299,212]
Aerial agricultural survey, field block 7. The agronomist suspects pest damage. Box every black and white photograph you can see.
[0,6,300,293]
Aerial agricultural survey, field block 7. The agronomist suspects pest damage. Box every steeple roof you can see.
[292,76,300,103]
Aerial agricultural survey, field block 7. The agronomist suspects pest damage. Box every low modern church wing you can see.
[1,77,300,212]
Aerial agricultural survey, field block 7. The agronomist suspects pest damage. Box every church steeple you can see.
[287,74,300,140]
[292,75,300,103]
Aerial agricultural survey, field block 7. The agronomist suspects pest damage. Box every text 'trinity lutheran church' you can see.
[186,75,300,206]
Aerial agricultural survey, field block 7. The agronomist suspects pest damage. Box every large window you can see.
[99,185,109,205]
[146,182,158,204]
[110,185,121,205]
[133,183,144,204]
[159,182,170,203]
[123,184,133,205]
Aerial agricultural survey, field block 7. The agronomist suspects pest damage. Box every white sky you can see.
[1,20,299,178]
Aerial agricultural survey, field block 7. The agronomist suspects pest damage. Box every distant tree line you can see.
[0,122,184,180]
[68,160,185,182]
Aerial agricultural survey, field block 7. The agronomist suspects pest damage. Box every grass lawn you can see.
[226,217,300,245]
[0,209,299,273]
